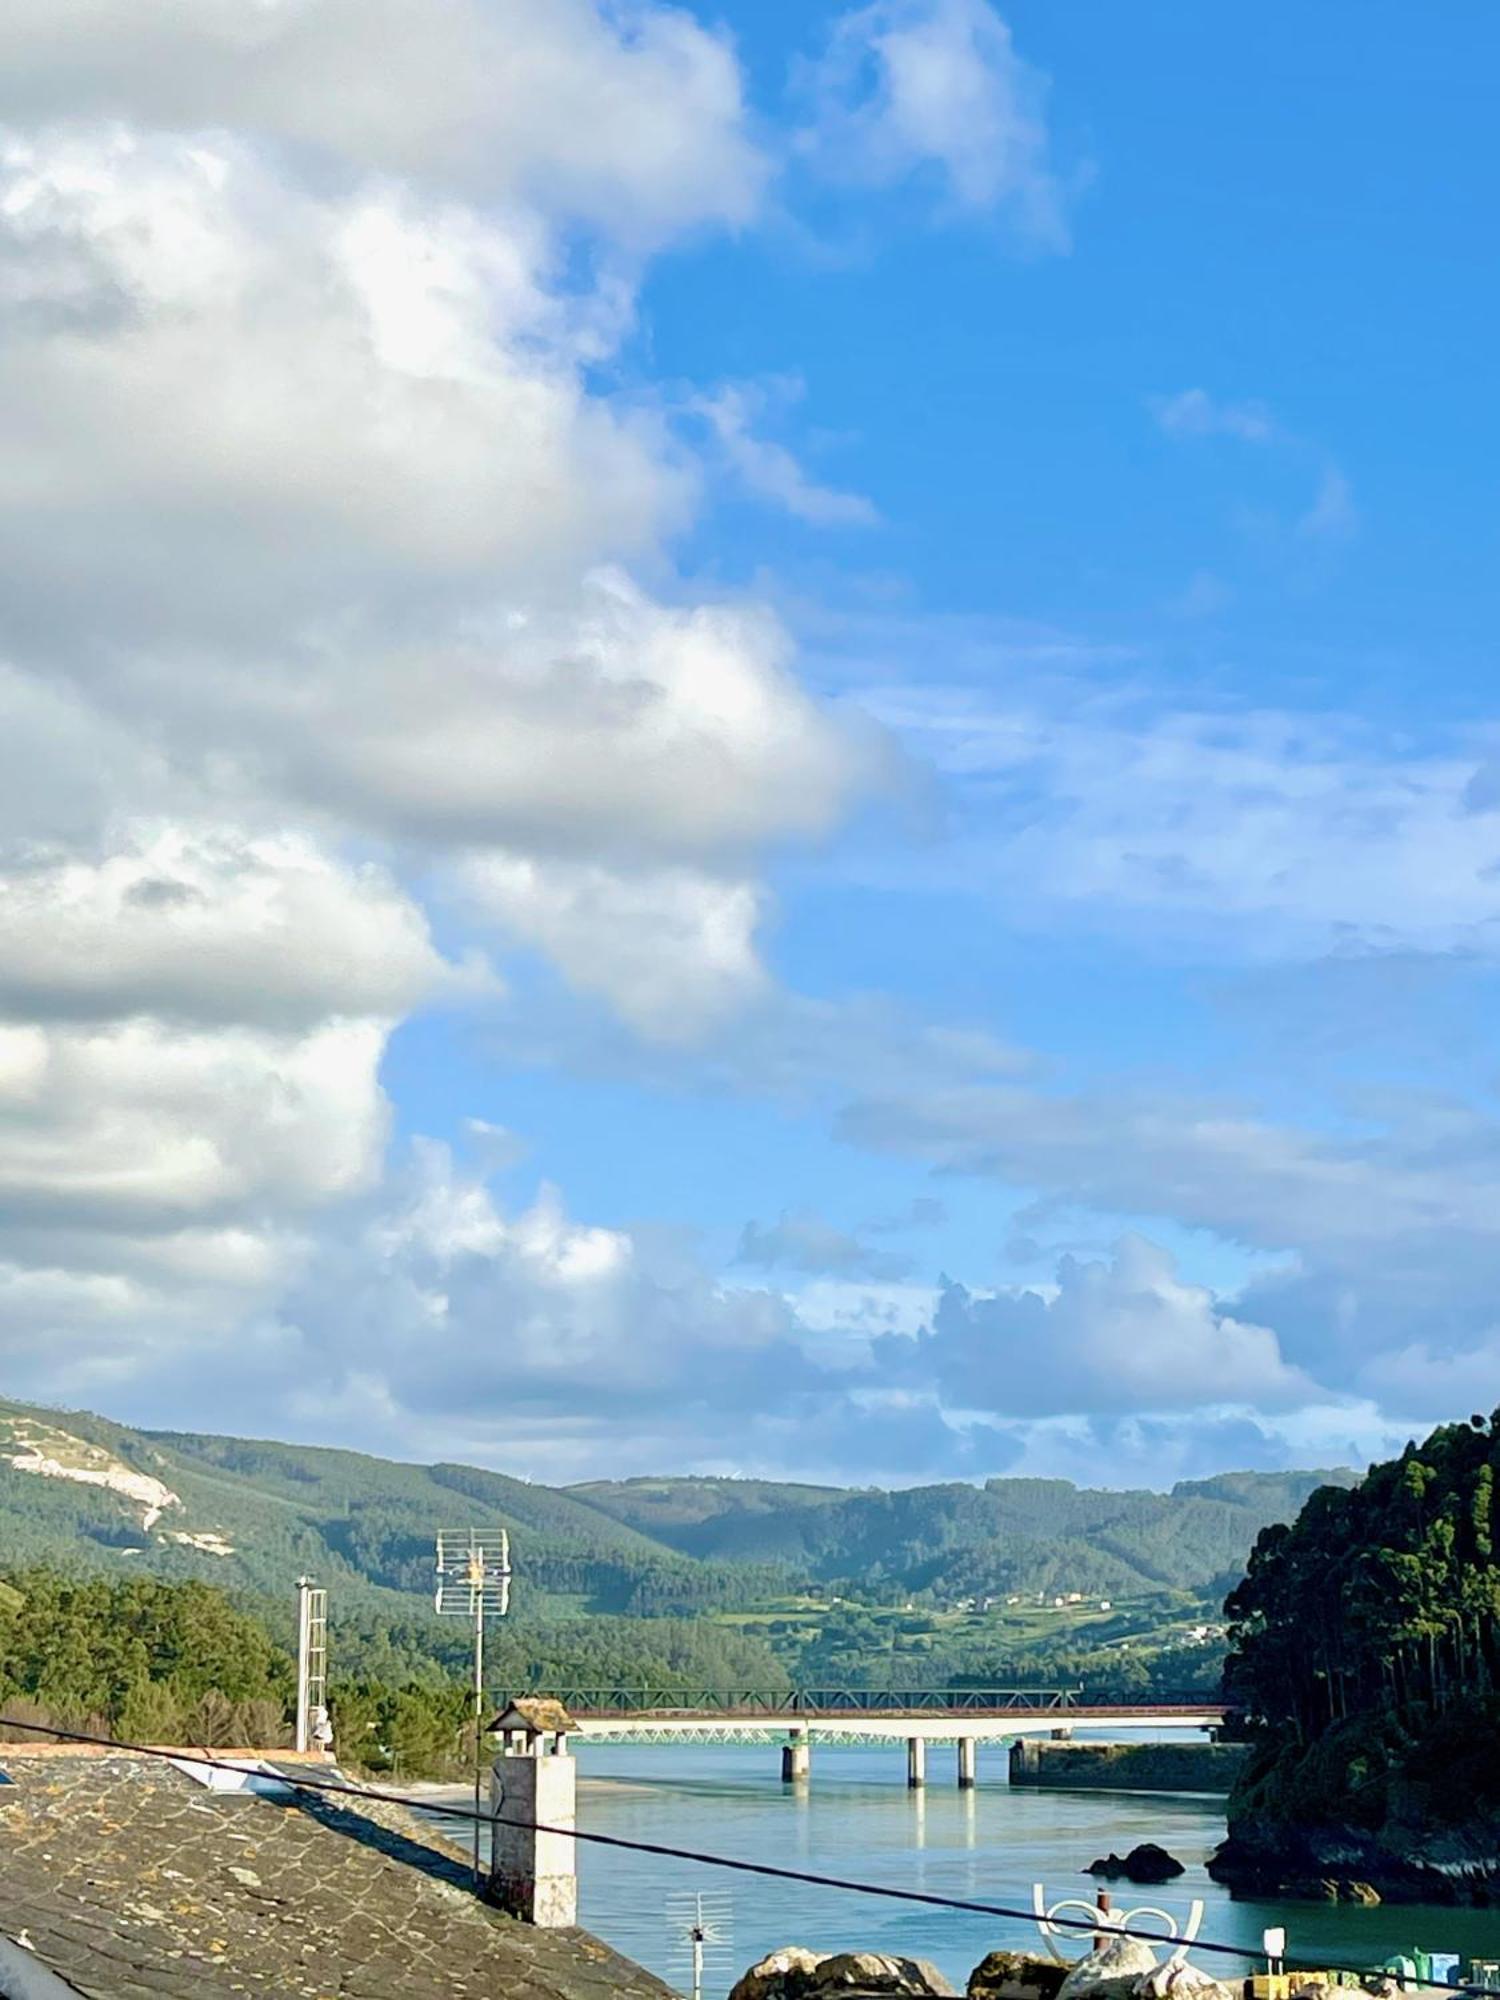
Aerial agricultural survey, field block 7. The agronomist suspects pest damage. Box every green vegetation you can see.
[1215,1413,1500,1902]
[577,1468,1355,1601]
[0,1569,292,1747]
[0,1394,1353,1718]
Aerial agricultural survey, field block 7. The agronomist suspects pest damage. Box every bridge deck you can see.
[567,1702,1225,1744]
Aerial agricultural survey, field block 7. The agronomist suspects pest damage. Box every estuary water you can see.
[548,1738,1497,1997]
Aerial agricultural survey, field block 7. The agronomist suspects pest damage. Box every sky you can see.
[0,0,1497,1489]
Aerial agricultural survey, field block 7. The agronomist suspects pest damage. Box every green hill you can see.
[1214,1413,1500,1904]
[571,1468,1358,1600]
[0,1395,1354,1634]
[0,1400,774,1623]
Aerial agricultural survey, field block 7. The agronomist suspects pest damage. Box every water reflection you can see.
[555,1742,1497,1999]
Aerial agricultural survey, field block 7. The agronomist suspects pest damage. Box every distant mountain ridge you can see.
[0,1396,1358,1616]
[569,1468,1363,1600]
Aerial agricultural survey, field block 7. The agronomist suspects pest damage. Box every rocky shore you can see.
[1010,1741,1247,1796]
[1209,1812,1500,1907]
[728,1935,1241,2000]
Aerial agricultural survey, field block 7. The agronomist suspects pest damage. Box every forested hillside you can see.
[0,1401,788,1619]
[1214,1413,1500,1903]
[574,1468,1356,1599]
[0,1395,1354,1707]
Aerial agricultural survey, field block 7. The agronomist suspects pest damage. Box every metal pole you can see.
[472,1594,485,1887]
[295,1576,312,1754]
[692,1926,704,2000]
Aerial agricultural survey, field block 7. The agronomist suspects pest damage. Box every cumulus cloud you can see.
[456,853,766,1041]
[0,827,446,1029]
[0,130,681,646]
[839,1056,1500,1426]
[270,1142,839,1453]
[881,1236,1318,1417]
[0,0,887,1447]
[799,0,1066,240]
[0,0,766,244]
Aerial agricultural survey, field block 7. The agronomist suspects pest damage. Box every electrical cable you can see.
[0,1714,1486,1994]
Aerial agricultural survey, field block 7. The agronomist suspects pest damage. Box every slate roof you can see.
[0,1750,677,2000]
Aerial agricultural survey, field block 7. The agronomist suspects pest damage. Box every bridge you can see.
[541,1688,1228,1787]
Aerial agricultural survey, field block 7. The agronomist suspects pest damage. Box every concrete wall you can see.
[1008,1738,1247,1794]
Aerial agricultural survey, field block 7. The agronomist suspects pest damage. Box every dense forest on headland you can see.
[1214,1412,1500,1905]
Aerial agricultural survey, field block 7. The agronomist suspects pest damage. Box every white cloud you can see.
[273,1141,825,1438]
[0,826,445,1029]
[1351,1332,1500,1422]
[1151,389,1275,444]
[255,575,866,860]
[0,1017,390,1231]
[800,0,1066,240]
[1150,388,1356,545]
[0,0,893,1446]
[863,682,1500,955]
[456,852,766,1040]
[1299,462,1359,543]
[693,381,877,527]
[0,0,766,244]
[887,1235,1318,1417]
[0,130,683,644]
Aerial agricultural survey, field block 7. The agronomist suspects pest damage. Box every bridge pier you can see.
[957,1737,976,1789]
[781,1728,810,1784]
[906,1736,926,1788]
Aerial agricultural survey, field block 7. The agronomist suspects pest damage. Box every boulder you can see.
[812,1955,956,1994]
[1086,1845,1185,1885]
[967,1949,1069,2000]
[1056,1936,1159,2000]
[730,1947,824,1999]
[728,1947,955,1999]
[1133,1960,1238,2000]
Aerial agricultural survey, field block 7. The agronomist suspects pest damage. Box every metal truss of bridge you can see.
[537,1687,1227,1756]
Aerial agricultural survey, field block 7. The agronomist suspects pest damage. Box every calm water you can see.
[536,1737,1500,1997]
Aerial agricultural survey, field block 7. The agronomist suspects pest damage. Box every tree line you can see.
[0,1565,791,1775]
[1224,1411,1500,1743]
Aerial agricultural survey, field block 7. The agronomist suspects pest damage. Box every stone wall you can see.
[1008,1739,1247,1794]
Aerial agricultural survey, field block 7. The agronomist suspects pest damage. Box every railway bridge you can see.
[541,1687,1228,1789]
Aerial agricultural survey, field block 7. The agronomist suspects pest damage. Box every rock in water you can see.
[1056,1936,1159,2000]
[728,1946,955,1998]
[1086,1844,1185,1885]
[967,1949,1069,1999]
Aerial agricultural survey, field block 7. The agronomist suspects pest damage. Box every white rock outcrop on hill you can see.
[4,1434,180,1530]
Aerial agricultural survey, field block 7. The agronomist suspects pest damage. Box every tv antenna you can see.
[666,1890,733,2000]
[435,1528,512,1884]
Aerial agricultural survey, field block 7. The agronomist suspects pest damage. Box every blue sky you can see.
[0,1,1496,1485]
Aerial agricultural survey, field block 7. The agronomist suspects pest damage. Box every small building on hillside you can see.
[0,1747,672,1999]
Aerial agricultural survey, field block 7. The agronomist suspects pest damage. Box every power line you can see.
[0,1714,1484,1993]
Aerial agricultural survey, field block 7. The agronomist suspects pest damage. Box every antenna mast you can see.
[435,1528,512,1885]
